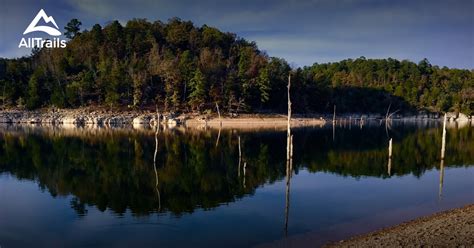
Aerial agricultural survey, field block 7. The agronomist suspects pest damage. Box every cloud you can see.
[1,0,472,68]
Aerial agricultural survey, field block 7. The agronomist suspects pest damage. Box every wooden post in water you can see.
[333,105,336,124]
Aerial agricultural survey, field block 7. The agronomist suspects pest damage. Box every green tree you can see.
[0,18,472,114]
[64,19,82,39]
[188,69,206,111]
[257,66,270,104]
[105,61,126,107]
[26,69,43,109]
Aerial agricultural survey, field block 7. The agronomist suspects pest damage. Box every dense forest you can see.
[0,18,473,114]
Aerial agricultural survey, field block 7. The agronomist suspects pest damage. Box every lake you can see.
[0,121,473,247]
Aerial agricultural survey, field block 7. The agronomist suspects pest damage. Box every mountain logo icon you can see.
[23,9,62,36]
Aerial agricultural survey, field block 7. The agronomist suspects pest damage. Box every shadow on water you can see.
[0,121,472,218]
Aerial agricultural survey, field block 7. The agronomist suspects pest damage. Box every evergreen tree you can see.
[64,19,82,39]
[26,69,43,109]
[188,69,206,111]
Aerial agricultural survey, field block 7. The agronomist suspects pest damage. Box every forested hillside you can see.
[0,18,473,114]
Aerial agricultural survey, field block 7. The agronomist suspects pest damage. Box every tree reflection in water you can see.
[0,123,472,217]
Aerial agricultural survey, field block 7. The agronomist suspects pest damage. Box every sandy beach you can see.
[327,204,474,247]
[184,116,326,129]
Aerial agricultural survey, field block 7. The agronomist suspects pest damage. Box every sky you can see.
[0,0,473,68]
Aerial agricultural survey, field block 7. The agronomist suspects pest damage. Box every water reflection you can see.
[153,122,161,211]
[0,122,472,219]
[438,114,448,201]
[284,134,293,237]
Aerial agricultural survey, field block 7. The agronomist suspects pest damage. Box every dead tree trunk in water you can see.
[155,104,161,127]
[388,138,393,158]
[216,102,222,128]
[216,128,221,147]
[290,135,293,163]
[238,135,241,177]
[441,113,447,160]
[287,74,292,160]
[439,113,447,200]
[439,159,445,201]
[284,135,294,236]
[2,82,6,109]
[284,73,294,236]
[332,105,337,141]
[153,105,161,211]
[243,162,247,188]
[215,103,222,147]
[385,103,392,121]
[387,138,392,176]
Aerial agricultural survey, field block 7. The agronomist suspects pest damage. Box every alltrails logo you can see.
[18,9,67,48]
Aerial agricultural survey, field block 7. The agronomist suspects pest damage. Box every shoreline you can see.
[326,204,474,247]
[0,108,471,129]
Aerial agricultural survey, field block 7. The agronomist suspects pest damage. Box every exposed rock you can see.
[62,116,84,124]
[457,113,469,122]
[3,109,468,129]
[167,118,178,127]
[149,117,158,126]
[29,118,41,124]
[85,116,105,125]
[106,116,125,125]
[133,116,150,125]
[0,116,12,123]
[445,112,470,122]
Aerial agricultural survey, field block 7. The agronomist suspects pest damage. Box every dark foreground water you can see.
[0,122,473,247]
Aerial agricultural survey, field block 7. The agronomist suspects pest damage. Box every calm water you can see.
[0,122,473,247]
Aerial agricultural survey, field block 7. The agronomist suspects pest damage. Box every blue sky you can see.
[0,0,473,68]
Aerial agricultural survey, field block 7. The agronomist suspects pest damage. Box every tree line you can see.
[0,18,472,114]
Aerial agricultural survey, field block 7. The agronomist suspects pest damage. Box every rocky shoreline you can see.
[0,109,171,127]
[0,108,471,129]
